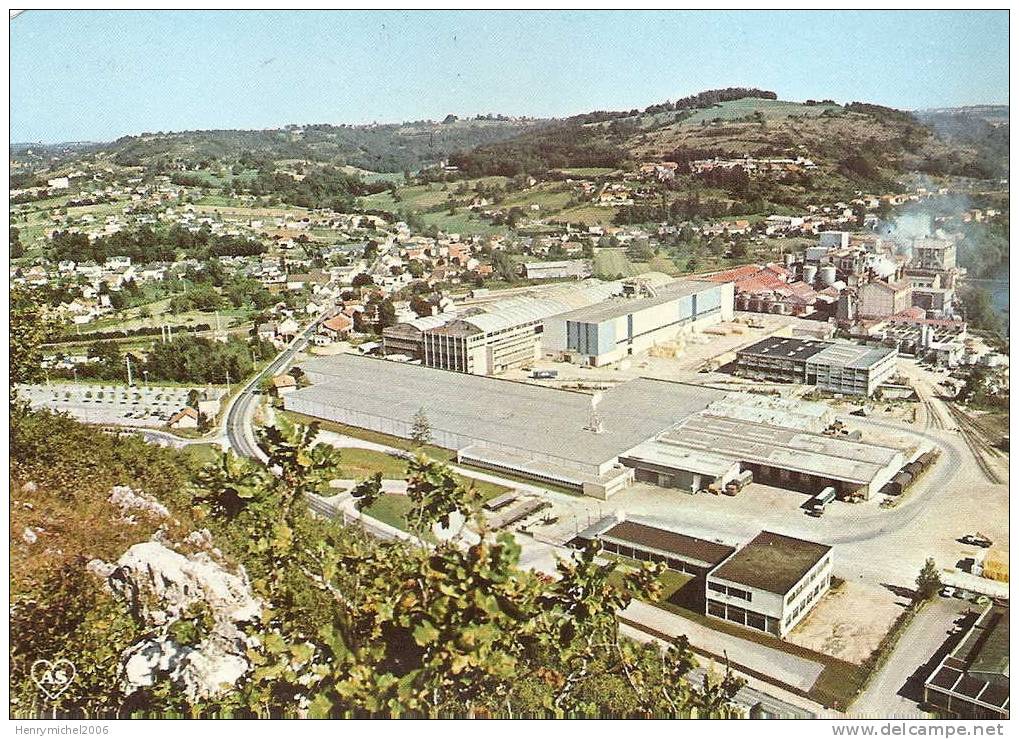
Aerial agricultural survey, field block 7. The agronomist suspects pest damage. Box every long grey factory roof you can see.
[551,279,718,325]
[737,336,829,361]
[811,342,897,370]
[654,413,902,485]
[294,354,724,466]
[739,336,896,370]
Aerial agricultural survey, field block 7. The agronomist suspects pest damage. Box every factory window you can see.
[708,582,727,595]
[707,600,726,619]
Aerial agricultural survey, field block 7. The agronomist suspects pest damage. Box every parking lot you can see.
[17,382,223,428]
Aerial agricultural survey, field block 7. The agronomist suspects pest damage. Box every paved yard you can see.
[788,581,909,664]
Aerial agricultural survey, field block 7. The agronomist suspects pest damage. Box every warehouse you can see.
[575,518,736,577]
[521,259,592,280]
[288,353,726,497]
[706,531,832,638]
[735,336,898,396]
[543,278,735,366]
[288,354,904,500]
[631,413,903,499]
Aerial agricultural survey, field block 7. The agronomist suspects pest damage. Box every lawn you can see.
[334,447,510,502]
[361,494,417,532]
[281,410,456,461]
[182,442,224,466]
[339,447,409,479]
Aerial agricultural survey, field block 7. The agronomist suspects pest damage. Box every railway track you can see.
[918,393,946,431]
[942,402,1004,485]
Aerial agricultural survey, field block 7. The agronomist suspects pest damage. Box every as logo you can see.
[31,659,76,699]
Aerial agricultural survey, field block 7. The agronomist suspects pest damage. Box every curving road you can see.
[223,316,326,461]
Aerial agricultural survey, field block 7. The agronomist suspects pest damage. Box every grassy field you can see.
[87,299,252,333]
[418,209,506,236]
[280,410,455,461]
[593,248,653,278]
[554,203,618,226]
[557,167,622,177]
[679,98,842,126]
[181,442,223,466]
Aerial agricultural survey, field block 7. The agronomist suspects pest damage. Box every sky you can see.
[10,10,1010,143]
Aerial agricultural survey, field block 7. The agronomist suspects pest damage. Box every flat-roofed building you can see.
[735,336,897,396]
[286,353,905,500]
[706,531,832,638]
[924,605,1009,719]
[382,314,451,360]
[287,354,726,498]
[543,279,734,366]
[641,413,903,499]
[911,238,958,272]
[384,280,624,375]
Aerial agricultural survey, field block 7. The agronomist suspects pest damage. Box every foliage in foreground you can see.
[10,407,744,718]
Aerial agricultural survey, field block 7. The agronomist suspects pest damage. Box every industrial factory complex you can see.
[382,275,734,374]
[284,353,910,499]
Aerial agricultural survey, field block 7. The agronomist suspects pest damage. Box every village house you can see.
[167,406,200,430]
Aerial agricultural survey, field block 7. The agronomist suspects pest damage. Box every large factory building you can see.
[735,336,898,396]
[381,275,732,375]
[285,354,906,500]
[542,279,734,366]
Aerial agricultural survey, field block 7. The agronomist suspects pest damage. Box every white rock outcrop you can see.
[101,540,263,701]
[108,485,170,518]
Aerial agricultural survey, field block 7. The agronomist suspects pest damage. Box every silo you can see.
[820,265,837,286]
[802,264,818,285]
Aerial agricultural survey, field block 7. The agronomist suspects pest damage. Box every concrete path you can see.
[620,624,831,718]
[850,597,972,719]
[621,600,826,693]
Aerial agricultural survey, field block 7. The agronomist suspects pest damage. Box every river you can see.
[967,260,1010,333]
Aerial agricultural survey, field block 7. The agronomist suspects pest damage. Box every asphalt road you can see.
[223,316,325,460]
[850,597,973,718]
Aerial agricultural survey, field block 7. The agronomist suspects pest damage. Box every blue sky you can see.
[10,10,1009,143]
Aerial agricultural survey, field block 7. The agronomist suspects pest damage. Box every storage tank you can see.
[820,265,837,286]
[802,264,818,285]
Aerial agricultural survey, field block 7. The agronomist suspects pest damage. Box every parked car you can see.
[940,586,956,598]
[962,533,993,548]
